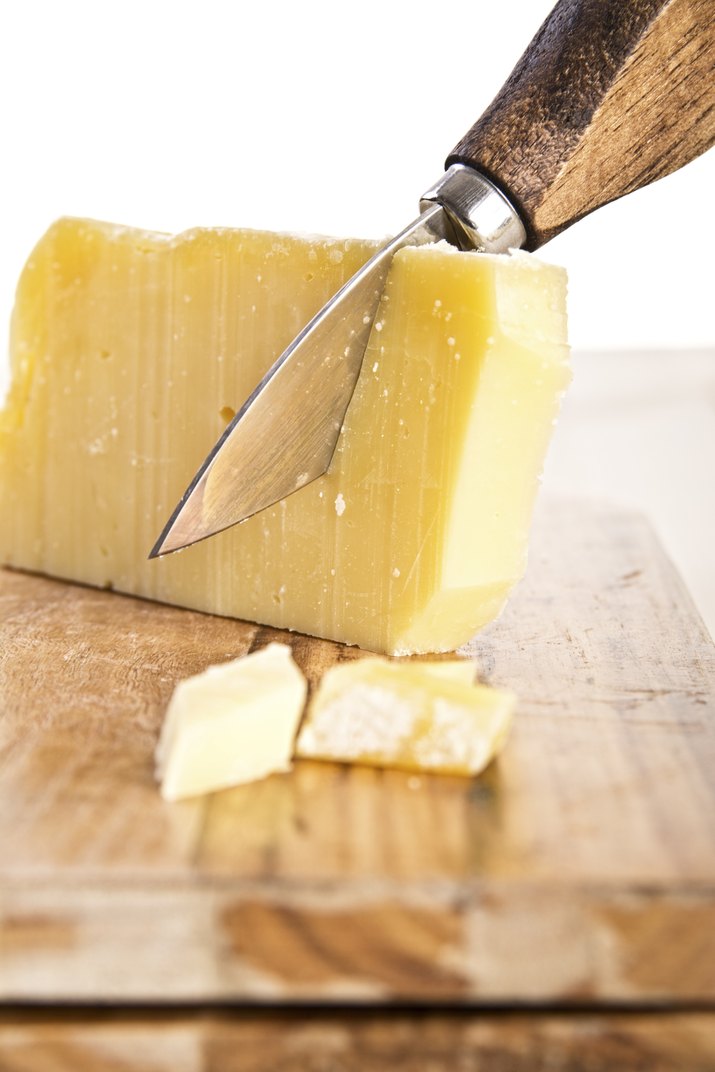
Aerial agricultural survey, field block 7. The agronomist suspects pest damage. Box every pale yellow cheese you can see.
[0,218,569,654]
[412,659,476,685]
[295,657,514,776]
[156,642,307,800]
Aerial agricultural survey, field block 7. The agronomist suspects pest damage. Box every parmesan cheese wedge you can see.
[0,219,569,653]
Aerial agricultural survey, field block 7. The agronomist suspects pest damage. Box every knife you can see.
[150,0,714,559]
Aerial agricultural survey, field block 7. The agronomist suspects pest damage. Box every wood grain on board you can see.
[1,1010,715,1072]
[0,499,714,1003]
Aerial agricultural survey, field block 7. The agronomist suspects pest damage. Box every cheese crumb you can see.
[335,493,346,517]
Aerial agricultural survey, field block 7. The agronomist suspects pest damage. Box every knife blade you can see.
[150,201,450,557]
[147,167,523,561]
[149,167,526,559]
[151,0,715,558]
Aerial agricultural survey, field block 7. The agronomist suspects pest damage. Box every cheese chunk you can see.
[0,218,569,654]
[295,657,514,776]
[414,660,476,685]
[156,642,307,801]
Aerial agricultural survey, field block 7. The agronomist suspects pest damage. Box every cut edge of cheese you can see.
[296,656,515,777]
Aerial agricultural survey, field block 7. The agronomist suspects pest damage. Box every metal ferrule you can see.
[420,163,527,254]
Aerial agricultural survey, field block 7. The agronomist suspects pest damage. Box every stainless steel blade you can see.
[149,203,448,557]
[150,164,527,558]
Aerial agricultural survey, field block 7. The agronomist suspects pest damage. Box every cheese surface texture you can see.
[156,642,307,800]
[296,657,515,776]
[0,218,569,653]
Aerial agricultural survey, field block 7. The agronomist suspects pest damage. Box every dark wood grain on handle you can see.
[448,0,715,250]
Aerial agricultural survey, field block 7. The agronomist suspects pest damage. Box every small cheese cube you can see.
[156,642,307,801]
[295,657,514,776]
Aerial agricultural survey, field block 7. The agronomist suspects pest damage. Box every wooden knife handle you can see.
[447,0,715,250]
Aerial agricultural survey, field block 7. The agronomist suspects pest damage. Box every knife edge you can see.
[149,203,449,558]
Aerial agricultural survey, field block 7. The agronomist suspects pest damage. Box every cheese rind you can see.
[295,657,515,776]
[0,218,569,653]
[156,642,307,801]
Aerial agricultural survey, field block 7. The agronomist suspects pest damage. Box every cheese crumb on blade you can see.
[0,218,569,654]
[156,642,306,801]
[296,657,515,777]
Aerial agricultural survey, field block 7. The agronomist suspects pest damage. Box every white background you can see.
[0,0,713,376]
[1,0,713,631]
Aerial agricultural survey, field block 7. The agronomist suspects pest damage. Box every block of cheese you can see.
[0,217,569,654]
[156,642,307,801]
[295,657,515,776]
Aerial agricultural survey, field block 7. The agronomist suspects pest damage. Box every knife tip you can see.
[148,468,211,560]
[147,539,165,561]
[148,530,172,560]
[148,515,193,559]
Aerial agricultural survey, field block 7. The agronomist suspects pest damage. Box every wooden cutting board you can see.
[1,497,714,1005]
